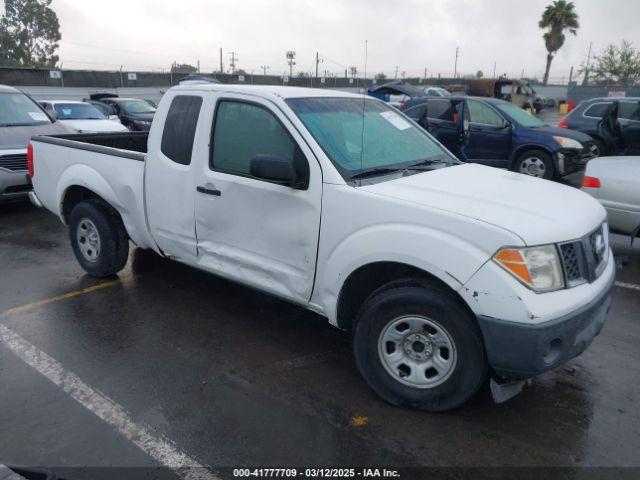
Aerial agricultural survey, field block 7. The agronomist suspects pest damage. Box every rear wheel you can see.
[69,199,129,277]
[353,280,488,411]
[515,149,554,179]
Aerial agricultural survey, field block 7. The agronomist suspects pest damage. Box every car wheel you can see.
[591,138,607,157]
[515,150,554,179]
[353,279,488,412]
[69,199,129,277]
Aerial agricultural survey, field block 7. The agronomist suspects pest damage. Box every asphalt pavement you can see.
[1,200,639,480]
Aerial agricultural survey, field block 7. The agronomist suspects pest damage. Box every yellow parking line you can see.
[0,275,134,321]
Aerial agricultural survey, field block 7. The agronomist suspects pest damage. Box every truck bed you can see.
[33,131,148,160]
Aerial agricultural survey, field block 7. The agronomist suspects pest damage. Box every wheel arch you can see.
[509,144,554,169]
[335,261,477,332]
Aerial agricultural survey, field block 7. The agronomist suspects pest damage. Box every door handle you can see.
[197,186,221,196]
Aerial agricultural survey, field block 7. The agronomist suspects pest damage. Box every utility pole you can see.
[424,67,427,81]
[521,68,524,79]
[569,66,574,84]
[261,65,269,75]
[219,48,223,74]
[315,52,323,79]
[493,61,496,78]
[286,51,296,78]
[454,47,460,79]
[394,66,399,80]
[582,42,593,86]
[197,59,200,73]
[229,52,238,74]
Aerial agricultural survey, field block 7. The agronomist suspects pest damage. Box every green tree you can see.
[375,72,387,81]
[170,63,197,74]
[0,0,61,68]
[538,0,579,85]
[583,41,640,86]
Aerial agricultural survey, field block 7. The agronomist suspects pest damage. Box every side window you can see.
[404,103,428,121]
[160,95,203,165]
[211,100,296,176]
[618,101,640,121]
[426,99,454,122]
[467,100,503,126]
[583,102,612,118]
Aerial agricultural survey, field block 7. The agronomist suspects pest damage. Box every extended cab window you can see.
[467,100,503,126]
[211,100,296,175]
[161,95,203,165]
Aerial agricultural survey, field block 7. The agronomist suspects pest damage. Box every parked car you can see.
[29,85,614,411]
[83,99,121,122]
[424,86,451,97]
[582,156,640,237]
[39,100,129,133]
[368,82,426,109]
[467,79,544,113]
[402,96,597,179]
[560,97,640,156]
[0,85,68,201]
[93,96,157,131]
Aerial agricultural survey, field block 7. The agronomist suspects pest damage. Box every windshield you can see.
[118,100,156,114]
[434,88,451,97]
[0,93,51,127]
[496,103,546,128]
[54,103,106,120]
[286,97,454,179]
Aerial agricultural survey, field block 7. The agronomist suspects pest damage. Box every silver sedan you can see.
[582,156,640,237]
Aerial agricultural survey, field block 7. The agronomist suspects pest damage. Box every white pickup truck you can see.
[29,84,615,411]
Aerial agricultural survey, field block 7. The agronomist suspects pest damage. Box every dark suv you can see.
[560,97,640,156]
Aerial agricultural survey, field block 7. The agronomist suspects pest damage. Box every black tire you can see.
[353,279,488,412]
[69,199,129,277]
[591,137,607,157]
[514,149,555,180]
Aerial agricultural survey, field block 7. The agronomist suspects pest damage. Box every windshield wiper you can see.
[350,167,402,180]
[403,156,452,170]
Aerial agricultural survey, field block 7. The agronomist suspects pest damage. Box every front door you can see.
[617,100,640,154]
[194,95,322,303]
[462,99,512,167]
[421,99,463,158]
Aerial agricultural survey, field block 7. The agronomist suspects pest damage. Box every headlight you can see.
[494,245,565,292]
[553,136,583,150]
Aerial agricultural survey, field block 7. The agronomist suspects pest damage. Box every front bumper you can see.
[0,169,32,200]
[554,142,598,176]
[477,271,614,379]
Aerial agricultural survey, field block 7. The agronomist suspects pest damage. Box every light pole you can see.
[261,65,270,76]
[286,51,296,78]
[454,47,460,79]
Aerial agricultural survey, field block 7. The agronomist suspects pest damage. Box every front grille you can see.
[560,223,608,287]
[0,154,28,171]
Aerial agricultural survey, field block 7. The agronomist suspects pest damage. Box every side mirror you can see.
[250,155,301,188]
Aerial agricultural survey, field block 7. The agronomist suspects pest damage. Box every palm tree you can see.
[539,0,579,85]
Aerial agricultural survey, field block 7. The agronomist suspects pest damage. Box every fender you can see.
[56,163,154,249]
[313,222,499,326]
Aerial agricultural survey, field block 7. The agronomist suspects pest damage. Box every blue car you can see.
[402,96,597,180]
[561,97,640,156]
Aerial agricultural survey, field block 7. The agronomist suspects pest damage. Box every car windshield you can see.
[287,97,454,180]
[434,88,451,97]
[54,103,106,120]
[496,103,546,128]
[118,100,156,114]
[0,92,51,127]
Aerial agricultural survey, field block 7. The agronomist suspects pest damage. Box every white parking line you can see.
[615,281,640,292]
[0,324,220,480]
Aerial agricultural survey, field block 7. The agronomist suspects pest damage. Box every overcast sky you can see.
[4,0,640,81]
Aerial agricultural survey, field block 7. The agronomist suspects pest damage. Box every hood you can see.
[361,163,606,245]
[0,122,70,150]
[531,125,593,143]
[59,119,129,133]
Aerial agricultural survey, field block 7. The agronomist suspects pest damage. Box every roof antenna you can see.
[360,39,368,173]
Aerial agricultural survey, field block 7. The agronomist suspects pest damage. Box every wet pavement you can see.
[1,201,639,479]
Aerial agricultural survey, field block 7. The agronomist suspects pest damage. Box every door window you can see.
[160,95,203,165]
[426,99,455,122]
[618,101,640,121]
[583,102,612,118]
[404,103,428,121]
[467,100,504,126]
[211,100,297,176]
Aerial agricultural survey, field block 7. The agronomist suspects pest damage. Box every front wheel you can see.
[515,149,555,179]
[69,199,129,277]
[353,280,488,411]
